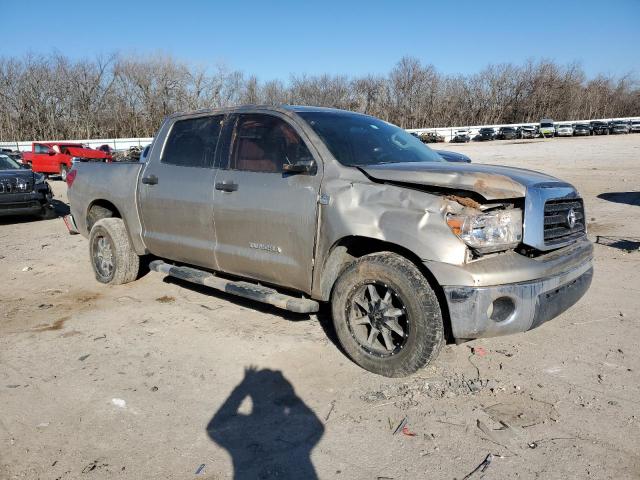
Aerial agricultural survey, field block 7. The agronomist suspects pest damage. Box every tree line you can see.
[0,52,638,142]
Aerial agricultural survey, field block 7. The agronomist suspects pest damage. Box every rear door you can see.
[138,114,224,269]
[212,113,322,292]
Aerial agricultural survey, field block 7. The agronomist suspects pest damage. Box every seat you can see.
[235,139,277,172]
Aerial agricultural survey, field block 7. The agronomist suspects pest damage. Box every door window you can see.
[229,114,313,173]
[34,144,50,154]
[162,115,223,168]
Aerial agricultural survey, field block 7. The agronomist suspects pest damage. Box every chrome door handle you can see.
[215,181,238,192]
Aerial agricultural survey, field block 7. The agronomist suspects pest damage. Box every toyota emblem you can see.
[566,208,577,229]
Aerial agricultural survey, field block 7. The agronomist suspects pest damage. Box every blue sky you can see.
[3,0,639,79]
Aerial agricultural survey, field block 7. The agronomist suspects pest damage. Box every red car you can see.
[22,142,112,181]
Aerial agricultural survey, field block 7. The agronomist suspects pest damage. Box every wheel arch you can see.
[316,235,453,341]
[86,199,122,231]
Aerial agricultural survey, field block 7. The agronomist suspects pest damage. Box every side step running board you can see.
[149,260,319,314]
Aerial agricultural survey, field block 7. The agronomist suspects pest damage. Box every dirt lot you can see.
[1,134,639,479]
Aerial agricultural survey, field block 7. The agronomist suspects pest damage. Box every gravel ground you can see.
[1,134,639,479]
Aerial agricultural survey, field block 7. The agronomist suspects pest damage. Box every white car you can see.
[555,124,574,137]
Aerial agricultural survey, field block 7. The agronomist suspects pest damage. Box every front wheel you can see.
[331,252,444,377]
[89,218,140,285]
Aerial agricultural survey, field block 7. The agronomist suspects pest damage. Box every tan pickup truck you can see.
[66,105,593,377]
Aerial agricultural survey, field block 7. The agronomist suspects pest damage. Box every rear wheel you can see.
[60,164,68,182]
[89,218,139,285]
[331,252,444,377]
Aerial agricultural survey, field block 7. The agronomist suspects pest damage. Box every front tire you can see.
[331,252,444,377]
[89,218,140,285]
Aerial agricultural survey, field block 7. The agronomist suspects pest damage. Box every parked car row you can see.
[552,119,640,137]
[413,117,640,143]
[475,126,533,141]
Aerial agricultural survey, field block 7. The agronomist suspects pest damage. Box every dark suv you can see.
[573,124,591,136]
[476,128,496,141]
[496,127,518,140]
[0,154,54,218]
[590,121,609,135]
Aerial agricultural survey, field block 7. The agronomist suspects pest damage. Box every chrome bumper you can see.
[442,257,592,340]
[425,238,593,339]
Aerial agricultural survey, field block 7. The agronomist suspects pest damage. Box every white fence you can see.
[1,117,638,151]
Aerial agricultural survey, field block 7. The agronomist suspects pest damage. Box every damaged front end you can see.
[353,162,593,340]
[444,196,523,255]
[431,183,592,341]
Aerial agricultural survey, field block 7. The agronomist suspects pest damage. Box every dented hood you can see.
[360,162,567,200]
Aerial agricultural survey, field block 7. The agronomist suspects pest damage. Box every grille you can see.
[0,177,33,194]
[543,198,585,245]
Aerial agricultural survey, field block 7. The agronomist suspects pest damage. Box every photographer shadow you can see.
[207,368,324,479]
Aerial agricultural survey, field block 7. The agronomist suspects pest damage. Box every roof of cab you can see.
[168,104,358,120]
[284,105,355,114]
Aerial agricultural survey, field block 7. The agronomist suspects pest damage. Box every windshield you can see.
[540,122,553,128]
[559,124,571,128]
[502,127,515,131]
[0,154,21,170]
[298,111,444,166]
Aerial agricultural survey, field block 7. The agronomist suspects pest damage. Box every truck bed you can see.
[68,161,147,253]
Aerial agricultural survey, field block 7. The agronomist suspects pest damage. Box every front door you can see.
[31,143,54,173]
[212,113,322,292]
[139,114,224,269]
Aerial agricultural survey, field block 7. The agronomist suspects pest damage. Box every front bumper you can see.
[426,238,593,339]
[0,187,52,217]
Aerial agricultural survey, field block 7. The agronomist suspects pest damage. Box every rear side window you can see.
[162,115,223,168]
[229,114,313,173]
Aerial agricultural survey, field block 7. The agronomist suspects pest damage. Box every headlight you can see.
[34,173,46,184]
[447,208,523,253]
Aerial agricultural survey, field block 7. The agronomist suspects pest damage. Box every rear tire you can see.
[331,252,444,377]
[87,205,113,231]
[60,164,68,182]
[89,218,139,285]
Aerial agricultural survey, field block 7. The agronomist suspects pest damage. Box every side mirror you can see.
[48,150,55,156]
[283,159,316,174]
[21,163,32,169]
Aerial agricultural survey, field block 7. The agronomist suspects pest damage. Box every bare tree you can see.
[0,53,637,142]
